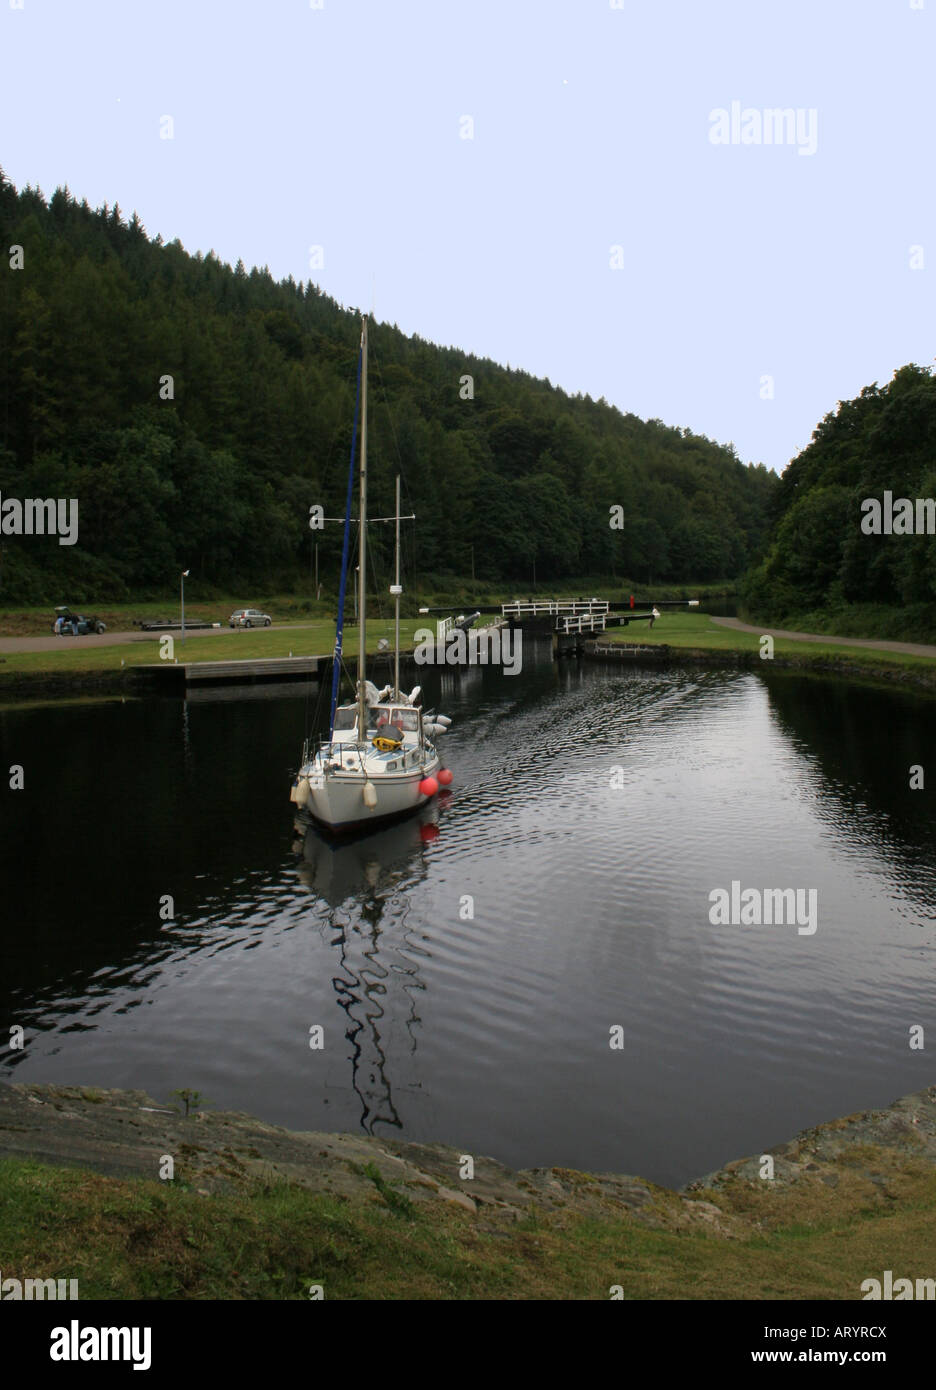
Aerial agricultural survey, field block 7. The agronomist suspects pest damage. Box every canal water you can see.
[1,643,934,1189]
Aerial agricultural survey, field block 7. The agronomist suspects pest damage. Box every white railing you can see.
[436,615,455,642]
[557,612,610,634]
[501,599,609,617]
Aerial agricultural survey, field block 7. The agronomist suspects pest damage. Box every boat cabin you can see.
[331,703,421,743]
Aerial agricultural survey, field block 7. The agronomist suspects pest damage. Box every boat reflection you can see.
[291,807,443,1134]
[291,805,441,904]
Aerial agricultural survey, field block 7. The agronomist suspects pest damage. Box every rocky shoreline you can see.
[2,1080,935,1235]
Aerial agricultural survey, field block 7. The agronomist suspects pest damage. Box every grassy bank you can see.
[2,1150,935,1300]
[0,599,337,639]
[3,607,934,701]
[603,610,936,682]
[0,619,426,679]
[742,601,936,646]
[0,580,733,638]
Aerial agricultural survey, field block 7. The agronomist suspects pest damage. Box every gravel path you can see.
[711,616,936,659]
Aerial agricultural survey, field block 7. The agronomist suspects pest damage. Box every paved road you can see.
[711,616,936,660]
[0,623,318,655]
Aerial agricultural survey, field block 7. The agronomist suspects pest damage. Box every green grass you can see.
[4,604,934,694]
[3,1152,936,1299]
[0,599,338,639]
[754,601,936,646]
[604,610,936,674]
[0,619,427,679]
[0,580,734,637]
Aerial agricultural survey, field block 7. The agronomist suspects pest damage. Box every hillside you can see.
[0,170,776,604]
[743,364,936,639]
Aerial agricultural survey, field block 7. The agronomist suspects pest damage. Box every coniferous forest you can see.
[0,171,779,603]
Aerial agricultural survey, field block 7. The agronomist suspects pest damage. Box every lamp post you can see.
[181,569,190,643]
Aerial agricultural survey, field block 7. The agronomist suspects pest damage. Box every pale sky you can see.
[2,0,933,472]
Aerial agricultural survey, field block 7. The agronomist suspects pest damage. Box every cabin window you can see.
[391,709,418,731]
[333,708,356,730]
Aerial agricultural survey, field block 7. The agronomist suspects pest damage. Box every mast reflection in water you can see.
[292,809,442,1135]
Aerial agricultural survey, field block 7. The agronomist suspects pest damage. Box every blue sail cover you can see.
[328,342,363,737]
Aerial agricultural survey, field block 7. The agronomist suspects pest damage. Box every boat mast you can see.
[393,473,401,701]
[357,315,368,742]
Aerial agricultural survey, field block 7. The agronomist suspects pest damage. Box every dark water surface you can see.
[2,646,935,1188]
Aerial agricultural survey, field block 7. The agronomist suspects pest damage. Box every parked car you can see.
[52,606,107,636]
[229,608,272,629]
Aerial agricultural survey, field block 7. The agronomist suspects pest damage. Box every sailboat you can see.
[290,315,453,833]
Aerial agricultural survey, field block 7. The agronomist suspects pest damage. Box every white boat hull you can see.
[299,749,441,832]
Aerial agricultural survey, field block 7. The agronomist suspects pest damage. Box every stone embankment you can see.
[2,1081,935,1235]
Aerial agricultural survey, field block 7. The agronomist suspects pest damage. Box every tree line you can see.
[0,171,777,603]
[743,364,936,622]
